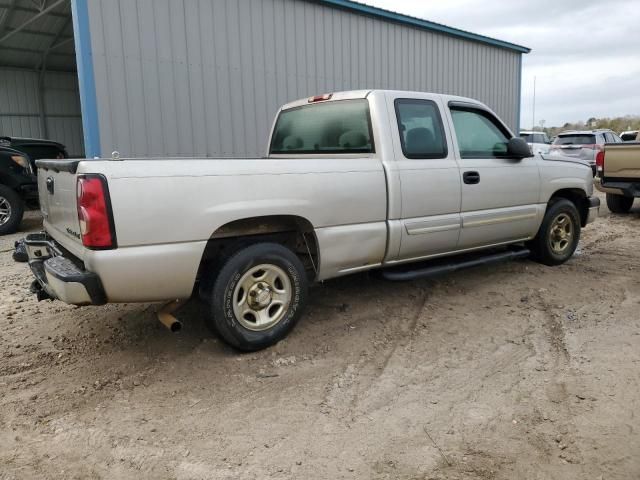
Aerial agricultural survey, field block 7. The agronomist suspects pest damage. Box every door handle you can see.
[463,171,480,185]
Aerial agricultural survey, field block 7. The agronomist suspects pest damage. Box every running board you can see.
[381,247,531,282]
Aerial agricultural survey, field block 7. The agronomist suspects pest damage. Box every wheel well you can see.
[549,188,589,226]
[195,215,319,297]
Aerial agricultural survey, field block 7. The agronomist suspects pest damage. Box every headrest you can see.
[282,135,303,150]
[338,131,368,149]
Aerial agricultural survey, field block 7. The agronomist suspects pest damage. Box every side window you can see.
[604,132,615,143]
[395,99,447,159]
[450,107,510,159]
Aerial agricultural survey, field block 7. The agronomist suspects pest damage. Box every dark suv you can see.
[0,136,68,172]
[0,137,68,235]
[0,145,38,234]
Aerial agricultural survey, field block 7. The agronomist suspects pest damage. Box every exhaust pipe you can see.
[157,300,183,333]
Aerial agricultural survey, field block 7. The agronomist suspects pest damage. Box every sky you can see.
[367,0,640,128]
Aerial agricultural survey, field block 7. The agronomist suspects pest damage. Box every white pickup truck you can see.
[16,90,600,351]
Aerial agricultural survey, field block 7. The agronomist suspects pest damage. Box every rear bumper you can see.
[18,181,38,199]
[586,196,600,225]
[594,176,640,197]
[15,233,106,306]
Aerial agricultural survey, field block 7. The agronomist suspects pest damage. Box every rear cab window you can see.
[553,134,596,146]
[270,99,374,154]
[394,99,447,159]
[449,106,511,158]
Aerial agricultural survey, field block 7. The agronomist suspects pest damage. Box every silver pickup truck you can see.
[16,90,599,351]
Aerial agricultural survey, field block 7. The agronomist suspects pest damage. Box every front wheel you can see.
[529,199,581,266]
[0,185,25,236]
[606,193,634,214]
[208,243,308,352]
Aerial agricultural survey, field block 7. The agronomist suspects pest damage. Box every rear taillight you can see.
[76,175,116,249]
[595,147,605,175]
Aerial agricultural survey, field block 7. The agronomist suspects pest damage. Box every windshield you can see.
[270,99,374,154]
[554,134,595,146]
[621,132,638,141]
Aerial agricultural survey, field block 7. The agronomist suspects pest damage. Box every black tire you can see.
[208,242,308,352]
[529,199,581,266]
[606,193,634,214]
[0,185,24,236]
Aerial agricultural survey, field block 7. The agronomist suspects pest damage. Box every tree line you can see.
[530,116,640,136]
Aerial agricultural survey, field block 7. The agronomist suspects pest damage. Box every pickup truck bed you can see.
[16,89,600,351]
[595,141,640,212]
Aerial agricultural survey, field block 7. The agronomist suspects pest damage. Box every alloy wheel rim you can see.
[549,213,573,254]
[0,197,11,226]
[232,264,292,332]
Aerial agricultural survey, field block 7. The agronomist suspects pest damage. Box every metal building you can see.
[0,0,529,159]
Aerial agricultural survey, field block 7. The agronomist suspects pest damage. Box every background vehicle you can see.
[0,137,68,173]
[595,139,640,213]
[15,90,599,351]
[520,130,551,155]
[549,129,622,175]
[620,130,639,142]
[0,145,37,235]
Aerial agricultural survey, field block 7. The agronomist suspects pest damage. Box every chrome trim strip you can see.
[464,212,537,228]
[406,223,460,235]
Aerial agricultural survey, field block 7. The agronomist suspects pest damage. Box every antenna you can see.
[532,76,536,130]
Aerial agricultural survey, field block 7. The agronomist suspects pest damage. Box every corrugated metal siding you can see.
[43,71,85,157]
[0,68,84,156]
[87,0,522,158]
[0,68,40,139]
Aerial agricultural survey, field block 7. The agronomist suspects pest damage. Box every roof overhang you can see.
[316,0,531,54]
[0,0,75,72]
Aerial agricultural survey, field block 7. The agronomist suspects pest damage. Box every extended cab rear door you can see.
[445,102,541,250]
[385,92,462,261]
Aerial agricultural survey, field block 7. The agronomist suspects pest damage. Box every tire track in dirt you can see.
[319,285,430,421]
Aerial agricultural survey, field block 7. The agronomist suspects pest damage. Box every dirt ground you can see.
[1,193,639,480]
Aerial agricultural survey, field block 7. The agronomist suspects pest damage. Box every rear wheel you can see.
[529,199,581,266]
[0,185,24,235]
[606,193,634,214]
[208,243,308,351]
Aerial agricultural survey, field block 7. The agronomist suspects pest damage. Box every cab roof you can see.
[280,90,486,111]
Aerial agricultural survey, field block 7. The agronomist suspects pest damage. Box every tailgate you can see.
[36,159,83,245]
[604,144,640,179]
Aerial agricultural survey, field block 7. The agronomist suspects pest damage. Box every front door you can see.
[389,95,462,261]
[447,105,541,250]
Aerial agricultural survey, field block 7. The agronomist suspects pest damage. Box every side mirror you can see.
[507,137,534,159]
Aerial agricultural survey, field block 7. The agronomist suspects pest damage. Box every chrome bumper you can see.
[14,233,106,306]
